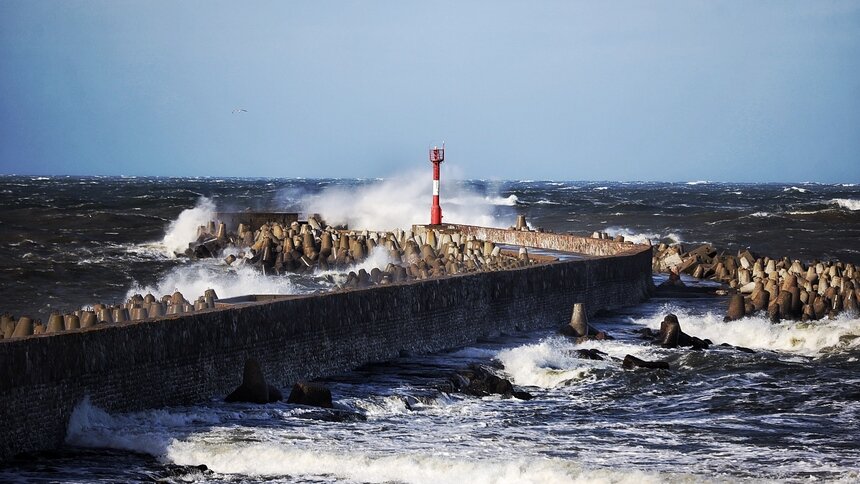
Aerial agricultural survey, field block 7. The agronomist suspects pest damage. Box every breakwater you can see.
[651,241,860,321]
[0,227,652,461]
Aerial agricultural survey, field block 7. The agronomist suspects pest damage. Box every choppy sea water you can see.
[1,176,859,482]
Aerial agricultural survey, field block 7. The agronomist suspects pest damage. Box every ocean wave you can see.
[631,305,860,356]
[749,212,772,218]
[167,440,677,484]
[831,198,860,211]
[786,210,824,215]
[65,397,696,484]
[686,180,710,185]
[160,197,216,256]
[593,186,609,191]
[783,186,809,193]
[602,227,683,245]
[533,199,560,205]
[495,337,664,388]
[124,259,308,303]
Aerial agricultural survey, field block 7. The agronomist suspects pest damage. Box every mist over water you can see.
[1,175,859,482]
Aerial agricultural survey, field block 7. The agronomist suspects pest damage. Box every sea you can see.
[1,175,859,483]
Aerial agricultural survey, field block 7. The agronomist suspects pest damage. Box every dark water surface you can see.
[0,176,859,482]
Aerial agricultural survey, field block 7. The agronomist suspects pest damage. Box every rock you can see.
[622,355,669,370]
[287,382,333,408]
[447,364,532,400]
[658,314,682,348]
[656,314,708,350]
[576,348,606,361]
[225,358,282,404]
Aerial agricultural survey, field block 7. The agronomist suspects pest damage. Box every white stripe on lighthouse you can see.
[433,180,440,196]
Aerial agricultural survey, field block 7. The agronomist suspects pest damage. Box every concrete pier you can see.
[0,226,652,461]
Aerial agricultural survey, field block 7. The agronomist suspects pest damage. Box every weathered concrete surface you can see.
[0,230,652,461]
[447,224,640,257]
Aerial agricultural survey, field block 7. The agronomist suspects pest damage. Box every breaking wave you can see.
[160,197,216,256]
[831,198,860,211]
[631,305,860,356]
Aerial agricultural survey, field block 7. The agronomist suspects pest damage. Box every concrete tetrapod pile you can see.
[651,242,860,322]
[187,216,543,287]
[0,289,220,340]
[0,217,547,341]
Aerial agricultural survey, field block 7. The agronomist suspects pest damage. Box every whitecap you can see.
[831,198,860,211]
[159,197,217,256]
[631,306,860,356]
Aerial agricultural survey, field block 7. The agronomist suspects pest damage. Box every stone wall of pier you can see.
[0,234,652,461]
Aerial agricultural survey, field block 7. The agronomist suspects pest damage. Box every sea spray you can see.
[630,304,860,356]
[301,171,510,229]
[495,336,667,388]
[125,259,308,302]
[161,197,216,256]
[165,440,676,484]
[831,198,860,211]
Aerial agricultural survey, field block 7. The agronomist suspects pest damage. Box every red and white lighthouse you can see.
[429,143,445,225]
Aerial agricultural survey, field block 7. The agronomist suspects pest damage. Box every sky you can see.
[0,1,858,182]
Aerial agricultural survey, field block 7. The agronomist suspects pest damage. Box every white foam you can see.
[783,186,809,193]
[603,227,684,245]
[166,440,673,484]
[749,211,771,218]
[125,259,304,301]
[161,197,216,256]
[315,245,394,282]
[495,336,669,388]
[301,171,508,230]
[686,180,710,185]
[632,305,860,356]
[66,397,205,456]
[831,198,860,211]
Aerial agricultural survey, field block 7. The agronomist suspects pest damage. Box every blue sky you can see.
[0,1,858,182]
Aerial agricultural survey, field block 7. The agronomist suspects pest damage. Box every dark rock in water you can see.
[447,364,533,400]
[576,348,606,361]
[656,314,709,350]
[658,314,683,348]
[638,327,656,339]
[622,355,669,370]
[225,359,282,404]
[718,342,755,354]
[512,390,534,400]
[287,382,333,408]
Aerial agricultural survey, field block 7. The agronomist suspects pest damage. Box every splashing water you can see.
[301,171,508,229]
[160,197,216,256]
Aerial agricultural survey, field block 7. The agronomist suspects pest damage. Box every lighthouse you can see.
[429,143,445,225]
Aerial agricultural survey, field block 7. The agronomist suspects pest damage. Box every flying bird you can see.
[232,109,248,114]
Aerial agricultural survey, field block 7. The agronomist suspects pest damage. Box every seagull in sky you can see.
[232,108,248,114]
